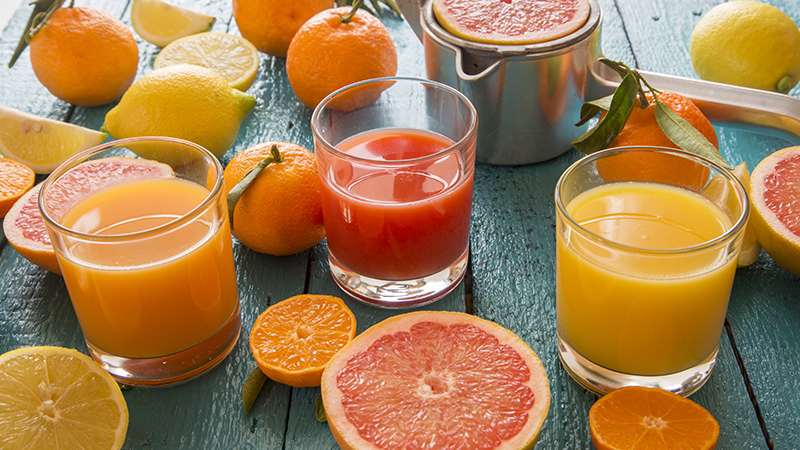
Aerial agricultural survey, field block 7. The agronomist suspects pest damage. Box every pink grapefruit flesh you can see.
[3,157,172,275]
[321,311,550,450]
[433,0,591,45]
[750,146,800,276]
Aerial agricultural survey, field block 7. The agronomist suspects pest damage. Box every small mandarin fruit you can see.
[286,7,398,110]
[224,142,325,256]
[250,294,356,387]
[29,6,139,107]
[597,92,718,190]
[233,0,333,58]
[0,158,34,217]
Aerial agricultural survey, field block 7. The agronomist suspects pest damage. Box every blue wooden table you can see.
[1,0,799,448]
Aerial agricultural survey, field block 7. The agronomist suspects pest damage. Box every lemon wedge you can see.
[0,106,107,174]
[155,32,259,91]
[0,346,129,449]
[131,0,216,47]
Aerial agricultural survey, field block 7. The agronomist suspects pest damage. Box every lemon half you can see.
[131,0,216,47]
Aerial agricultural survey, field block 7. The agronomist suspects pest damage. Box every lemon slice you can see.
[155,32,259,91]
[0,346,129,449]
[703,162,762,267]
[131,0,216,47]
[0,106,107,174]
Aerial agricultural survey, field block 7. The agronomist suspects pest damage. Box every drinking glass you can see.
[40,136,240,386]
[555,146,748,396]
[312,77,478,308]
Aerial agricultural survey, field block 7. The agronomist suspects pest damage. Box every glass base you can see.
[557,330,716,397]
[328,250,468,309]
[87,303,242,387]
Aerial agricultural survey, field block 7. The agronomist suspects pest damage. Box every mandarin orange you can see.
[0,158,35,218]
[232,0,333,58]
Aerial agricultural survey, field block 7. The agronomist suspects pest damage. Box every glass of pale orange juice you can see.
[555,146,748,396]
[39,136,240,386]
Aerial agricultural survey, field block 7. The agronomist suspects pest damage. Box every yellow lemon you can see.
[131,0,216,47]
[690,1,800,93]
[0,346,129,449]
[103,64,256,163]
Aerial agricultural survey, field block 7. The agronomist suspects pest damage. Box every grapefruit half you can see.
[3,157,173,275]
[750,146,800,276]
[433,0,591,45]
[321,311,550,450]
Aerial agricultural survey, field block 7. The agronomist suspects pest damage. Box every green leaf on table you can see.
[227,144,283,229]
[242,367,268,414]
[574,94,613,127]
[654,99,732,170]
[572,73,638,154]
[315,394,327,422]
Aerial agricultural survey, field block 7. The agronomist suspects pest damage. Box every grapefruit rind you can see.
[321,311,550,450]
[750,146,800,277]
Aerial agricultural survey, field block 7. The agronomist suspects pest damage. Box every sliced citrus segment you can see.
[702,162,761,266]
[750,146,800,276]
[0,158,34,218]
[250,294,356,387]
[130,0,216,47]
[589,386,719,450]
[321,311,550,450]
[433,0,590,45]
[0,346,129,449]
[0,106,107,174]
[3,158,173,275]
[155,32,259,92]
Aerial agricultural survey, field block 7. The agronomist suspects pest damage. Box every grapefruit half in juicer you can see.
[321,311,551,450]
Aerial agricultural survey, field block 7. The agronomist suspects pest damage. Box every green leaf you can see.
[315,394,327,422]
[653,99,732,170]
[574,95,613,126]
[227,144,283,229]
[242,367,268,414]
[572,73,638,155]
[8,0,65,68]
[338,0,402,18]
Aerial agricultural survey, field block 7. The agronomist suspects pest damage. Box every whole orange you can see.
[29,6,139,107]
[232,0,333,58]
[286,7,398,110]
[224,142,325,256]
[597,92,719,190]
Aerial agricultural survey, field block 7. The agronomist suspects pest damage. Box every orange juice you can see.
[57,177,238,358]
[556,181,737,375]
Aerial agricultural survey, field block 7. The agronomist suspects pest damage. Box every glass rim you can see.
[554,145,750,255]
[39,136,225,242]
[310,76,478,165]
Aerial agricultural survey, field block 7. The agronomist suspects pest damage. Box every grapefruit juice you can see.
[320,128,474,281]
[557,181,737,376]
[57,177,239,358]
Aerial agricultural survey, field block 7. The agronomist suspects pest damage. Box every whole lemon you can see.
[690,1,800,93]
[103,64,256,163]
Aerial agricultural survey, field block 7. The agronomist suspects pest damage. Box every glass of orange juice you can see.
[555,146,749,396]
[39,137,240,386]
[312,77,478,308]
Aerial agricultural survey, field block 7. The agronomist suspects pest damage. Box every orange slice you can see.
[0,158,34,218]
[590,386,719,450]
[249,294,356,387]
[321,311,551,450]
[433,0,591,45]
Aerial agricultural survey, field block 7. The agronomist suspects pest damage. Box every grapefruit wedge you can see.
[433,0,590,45]
[3,157,173,275]
[321,311,550,450]
[750,146,800,276]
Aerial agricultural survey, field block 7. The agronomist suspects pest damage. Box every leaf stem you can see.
[226,144,283,229]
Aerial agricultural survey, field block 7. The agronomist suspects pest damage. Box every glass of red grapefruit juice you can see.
[39,137,241,386]
[312,77,478,308]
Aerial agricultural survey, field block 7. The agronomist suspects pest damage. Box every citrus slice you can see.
[0,158,34,217]
[702,162,762,267]
[321,311,551,450]
[155,32,259,92]
[130,0,216,47]
[589,386,719,450]
[0,105,107,174]
[3,157,173,275]
[0,346,129,449]
[750,146,800,277]
[432,0,591,45]
[249,294,356,387]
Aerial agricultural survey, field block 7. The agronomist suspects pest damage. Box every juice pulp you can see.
[556,181,738,376]
[320,128,474,280]
[57,177,238,358]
